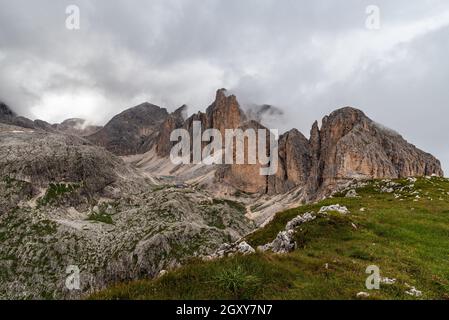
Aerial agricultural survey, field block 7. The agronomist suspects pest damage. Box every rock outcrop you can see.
[258,212,316,254]
[87,102,168,156]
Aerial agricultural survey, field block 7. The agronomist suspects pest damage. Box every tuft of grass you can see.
[87,212,114,225]
[213,199,246,214]
[37,183,79,206]
[212,265,261,299]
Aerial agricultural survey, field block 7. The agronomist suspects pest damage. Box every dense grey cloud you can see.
[0,0,448,172]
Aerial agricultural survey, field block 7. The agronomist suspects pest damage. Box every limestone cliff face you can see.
[307,107,443,196]
[268,129,311,194]
[218,120,270,194]
[87,103,168,156]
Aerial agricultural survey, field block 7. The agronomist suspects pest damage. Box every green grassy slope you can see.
[90,177,449,300]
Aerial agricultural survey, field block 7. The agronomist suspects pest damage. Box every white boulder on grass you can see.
[285,212,316,231]
[380,187,394,193]
[405,286,422,297]
[407,177,417,183]
[237,241,256,255]
[319,204,350,215]
[356,292,370,298]
[345,189,359,198]
[381,277,397,285]
[258,212,316,254]
[157,270,168,277]
[258,230,296,254]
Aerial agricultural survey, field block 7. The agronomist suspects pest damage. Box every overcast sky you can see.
[0,0,448,173]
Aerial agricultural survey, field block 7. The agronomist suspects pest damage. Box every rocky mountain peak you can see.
[307,107,443,196]
[87,102,169,156]
[206,89,246,134]
[321,107,370,138]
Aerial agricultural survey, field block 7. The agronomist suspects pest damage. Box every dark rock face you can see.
[0,102,16,120]
[87,103,169,156]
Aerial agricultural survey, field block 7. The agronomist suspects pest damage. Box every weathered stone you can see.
[356,292,370,298]
[285,212,316,231]
[319,204,350,214]
[345,189,359,198]
[237,241,256,255]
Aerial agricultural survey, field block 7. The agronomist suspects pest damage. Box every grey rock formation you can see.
[0,123,126,195]
[318,204,350,215]
[87,102,169,155]
[258,212,316,254]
